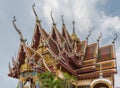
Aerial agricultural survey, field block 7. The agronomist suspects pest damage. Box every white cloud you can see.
[99,14,120,32]
[40,0,120,37]
[43,0,59,25]
[42,0,102,32]
[41,0,116,38]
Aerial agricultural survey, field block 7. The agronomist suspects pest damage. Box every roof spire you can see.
[99,63,103,79]
[51,11,55,25]
[32,3,39,21]
[62,15,64,25]
[72,20,75,34]
[97,32,102,47]
[112,33,118,44]
[86,30,91,43]
[12,16,25,42]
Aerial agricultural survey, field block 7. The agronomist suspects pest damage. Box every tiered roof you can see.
[8,6,117,81]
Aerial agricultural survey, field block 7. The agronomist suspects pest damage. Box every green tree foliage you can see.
[38,71,77,88]
[63,72,76,88]
[38,71,64,88]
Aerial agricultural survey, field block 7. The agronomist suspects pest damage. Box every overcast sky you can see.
[0,0,120,88]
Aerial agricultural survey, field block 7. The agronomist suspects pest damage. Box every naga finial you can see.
[112,33,118,44]
[86,30,91,41]
[62,15,64,25]
[97,32,102,42]
[32,3,39,21]
[13,16,25,42]
[51,11,55,25]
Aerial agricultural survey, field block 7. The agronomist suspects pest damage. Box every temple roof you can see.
[8,12,117,80]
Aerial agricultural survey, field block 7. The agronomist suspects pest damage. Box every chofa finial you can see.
[51,11,55,25]
[112,33,118,44]
[97,32,102,42]
[32,3,39,21]
[86,30,91,41]
[12,16,25,42]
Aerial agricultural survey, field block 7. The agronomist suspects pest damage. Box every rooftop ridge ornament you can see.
[97,32,102,42]
[51,11,55,25]
[112,33,118,44]
[97,32,102,47]
[62,15,64,25]
[72,20,75,34]
[32,3,39,21]
[86,30,91,42]
[12,16,25,42]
